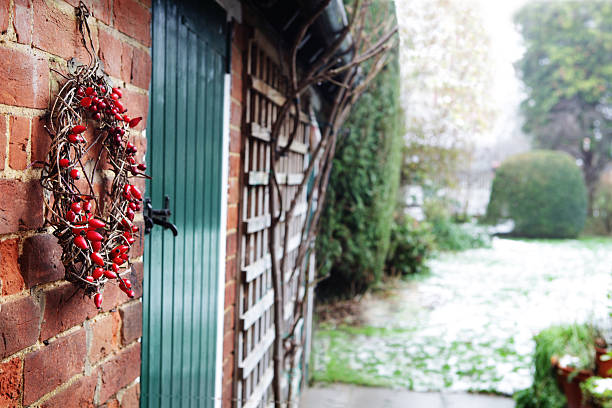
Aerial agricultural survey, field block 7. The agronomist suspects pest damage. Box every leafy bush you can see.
[485,150,587,238]
[514,324,597,408]
[424,199,491,251]
[385,217,434,276]
[316,23,403,299]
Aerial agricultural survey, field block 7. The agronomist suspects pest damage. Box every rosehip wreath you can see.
[40,2,147,308]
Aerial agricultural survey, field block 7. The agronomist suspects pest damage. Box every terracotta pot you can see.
[552,357,594,408]
[595,346,612,378]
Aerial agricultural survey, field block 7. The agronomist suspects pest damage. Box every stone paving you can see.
[300,384,514,408]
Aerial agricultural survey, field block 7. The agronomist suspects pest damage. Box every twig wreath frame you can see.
[40,2,147,308]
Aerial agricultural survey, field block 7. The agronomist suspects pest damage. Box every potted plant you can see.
[595,338,612,378]
[548,325,597,408]
[581,376,612,407]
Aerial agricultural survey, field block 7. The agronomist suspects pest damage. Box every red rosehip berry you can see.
[88,219,106,229]
[59,158,70,167]
[94,293,103,308]
[129,117,142,128]
[74,235,88,250]
[80,97,92,107]
[71,202,82,213]
[91,252,104,266]
[72,125,86,134]
[86,230,103,241]
[70,168,80,180]
[92,267,104,279]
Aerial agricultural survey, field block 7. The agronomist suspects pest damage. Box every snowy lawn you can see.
[311,237,612,395]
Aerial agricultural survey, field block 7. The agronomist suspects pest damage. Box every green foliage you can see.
[385,217,434,276]
[514,2,612,205]
[316,3,403,299]
[485,150,587,238]
[515,324,597,408]
[424,199,491,251]
[581,376,612,408]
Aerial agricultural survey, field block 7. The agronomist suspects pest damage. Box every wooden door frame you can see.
[214,72,231,408]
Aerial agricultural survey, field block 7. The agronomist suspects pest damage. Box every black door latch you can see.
[144,196,178,236]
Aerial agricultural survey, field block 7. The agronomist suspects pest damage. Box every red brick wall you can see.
[0,0,150,406]
[222,21,247,408]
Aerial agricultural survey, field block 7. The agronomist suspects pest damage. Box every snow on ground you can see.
[311,237,612,395]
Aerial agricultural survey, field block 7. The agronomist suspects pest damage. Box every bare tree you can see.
[263,2,398,406]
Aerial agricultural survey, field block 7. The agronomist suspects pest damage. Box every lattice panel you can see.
[236,34,312,408]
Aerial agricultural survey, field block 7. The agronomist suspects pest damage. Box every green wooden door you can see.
[142,1,227,406]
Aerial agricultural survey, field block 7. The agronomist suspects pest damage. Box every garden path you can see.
[310,237,612,397]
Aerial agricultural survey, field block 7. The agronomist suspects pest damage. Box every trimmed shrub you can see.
[385,217,434,276]
[485,150,587,238]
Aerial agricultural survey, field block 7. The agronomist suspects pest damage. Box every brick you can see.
[0,47,49,109]
[227,203,238,231]
[101,398,120,408]
[222,352,233,384]
[121,89,148,130]
[120,383,139,408]
[120,41,133,83]
[20,234,64,288]
[119,301,141,345]
[222,331,234,362]
[0,357,22,407]
[39,373,97,408]
[0,238,25,296]
[130,47,151,89]
[0,0,8,33]
[100,282,124,312]
[225,257,236,283]
[223,305,234,332]
[229,128,241,154]
[229,154,240,178]
[14,0,33,44]
[0,115,5,171]
[9,116,29,170]
[23,328,86,405]
[98,342,140,404]
[127,262,143,299]
[98,28,124,80]
[113,0,151,46]
[222,378,232,408]
[0,179,43,234]
[40,282,97,340]
[230,100,242,128]
[32,0,97,61]
[89,311,120,363]
[0,296,40,359]
[63,0,111,26]
[226,232,237,258]
[224,280,235,309]
[31,116,52,166]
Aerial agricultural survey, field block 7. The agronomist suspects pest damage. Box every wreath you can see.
[40,2,148,308]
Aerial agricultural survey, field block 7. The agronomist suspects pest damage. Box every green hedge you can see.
[485,150,587,238]
[316,29,403,298]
